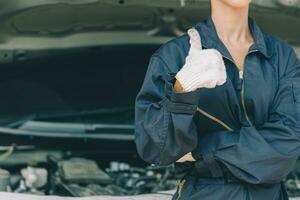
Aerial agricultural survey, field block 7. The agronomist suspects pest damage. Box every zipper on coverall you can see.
[223,50,258,127]
[238,70,253,126]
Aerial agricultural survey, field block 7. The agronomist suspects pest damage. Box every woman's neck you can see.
[211,1,252,44]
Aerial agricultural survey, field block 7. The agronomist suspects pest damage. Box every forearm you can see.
[173,80,186,93]
[135,57,201,166]
[193,123,300,184]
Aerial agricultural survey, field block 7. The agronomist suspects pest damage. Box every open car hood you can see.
[0,0,298,138]
[0,0,298,50]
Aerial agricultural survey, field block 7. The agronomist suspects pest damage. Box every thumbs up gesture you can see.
[175,28,227,92]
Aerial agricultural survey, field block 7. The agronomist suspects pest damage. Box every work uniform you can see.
[134,16,300,200]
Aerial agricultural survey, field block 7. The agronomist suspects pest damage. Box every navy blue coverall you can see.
[134,16,300,199]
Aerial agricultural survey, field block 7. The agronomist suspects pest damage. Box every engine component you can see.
[58,158,112,184]
[0,168,10,191]
[21,166,48,189]
[109,162,130,172]
[286,171,300,198]
[107,162,178,195]
[57,182,127,197]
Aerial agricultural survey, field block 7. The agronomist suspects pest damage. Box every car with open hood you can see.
[0,0,299,199]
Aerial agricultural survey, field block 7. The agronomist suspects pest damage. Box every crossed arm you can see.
[134,47,300,184]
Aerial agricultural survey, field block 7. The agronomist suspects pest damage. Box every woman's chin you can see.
[220,0,251,8]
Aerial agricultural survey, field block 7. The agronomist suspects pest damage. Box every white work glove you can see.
[175,28,227,92]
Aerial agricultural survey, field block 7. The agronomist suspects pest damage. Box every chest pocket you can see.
[194,77,241,134]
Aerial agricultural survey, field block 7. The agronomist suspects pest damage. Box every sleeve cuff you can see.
[164,72,200,114]
[201,150,224,178]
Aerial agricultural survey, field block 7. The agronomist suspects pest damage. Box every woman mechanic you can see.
[134,0,300,199]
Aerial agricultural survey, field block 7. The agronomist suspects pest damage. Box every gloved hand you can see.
[175,28,227,92]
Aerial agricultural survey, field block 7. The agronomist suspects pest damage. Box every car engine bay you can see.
[0,156,178,197]
[0,150,298,199]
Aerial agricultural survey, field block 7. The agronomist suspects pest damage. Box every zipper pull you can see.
[237,70,243,91]
[239,70,244,80]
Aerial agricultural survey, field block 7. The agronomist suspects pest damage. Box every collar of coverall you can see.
[194,15,274,60]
